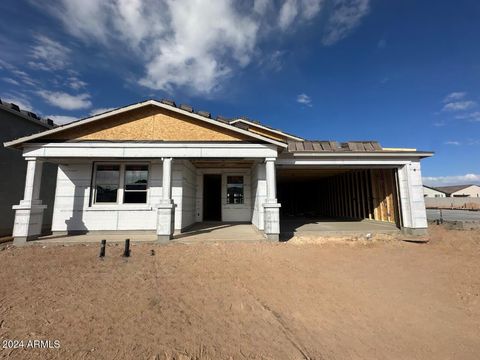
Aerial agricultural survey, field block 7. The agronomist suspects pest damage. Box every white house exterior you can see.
[423,185,446,198]
[4,100,433,245]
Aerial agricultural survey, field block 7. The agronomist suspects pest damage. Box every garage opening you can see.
[277,168,401,237]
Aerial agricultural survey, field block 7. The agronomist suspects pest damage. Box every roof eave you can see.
[291,151,434,158]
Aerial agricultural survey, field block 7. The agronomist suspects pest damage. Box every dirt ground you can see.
[1,226,479,360]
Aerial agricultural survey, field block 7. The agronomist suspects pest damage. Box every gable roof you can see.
[434,184,479,195]
[4,99,287,148]
[229,118,304,141]
[423,185,447,194]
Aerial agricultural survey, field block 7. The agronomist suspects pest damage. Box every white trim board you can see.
[22,142,279,159]
[4,100,287,149]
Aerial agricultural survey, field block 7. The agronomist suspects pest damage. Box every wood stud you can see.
[312,168,397,224]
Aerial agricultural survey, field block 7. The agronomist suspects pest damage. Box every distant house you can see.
[0,100,57,237]
[435,184,480,198]
[423,185,446,198]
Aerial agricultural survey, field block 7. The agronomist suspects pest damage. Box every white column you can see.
[162,157,172,201]
[398,161,428,236]
[156,158,175,243]
[265,157,277,201]
[12,158,47,245]
[263,157,281,241]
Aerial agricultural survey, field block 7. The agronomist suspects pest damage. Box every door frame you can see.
[202,174,222,221]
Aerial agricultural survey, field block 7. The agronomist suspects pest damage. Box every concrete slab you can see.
[35,233,157,245]
[173,222,266,243]
[31,222,266,245]
[281,217,399,240]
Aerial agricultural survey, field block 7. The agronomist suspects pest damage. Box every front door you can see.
[203,174,222,221]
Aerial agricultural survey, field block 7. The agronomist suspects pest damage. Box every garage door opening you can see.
[277,168,401,238]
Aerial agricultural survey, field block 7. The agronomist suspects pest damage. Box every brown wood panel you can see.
[365,170,373,219]
[49,106,251,142]
[384,170,395,223]
[248,127,287,142]
[355,171,362,218]
[371,169,380,221]
[359,170,366,219]
[370,169,397,223]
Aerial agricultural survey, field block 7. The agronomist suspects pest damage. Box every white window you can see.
[226,175,244,204]
[93,163,149,205]
[94,164,120,203]
[124,165,149,203]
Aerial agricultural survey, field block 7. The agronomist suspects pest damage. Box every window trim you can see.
[91,162,150,206]
[92,163,121,205]
[226,174,245,205]
[123,164,150,204]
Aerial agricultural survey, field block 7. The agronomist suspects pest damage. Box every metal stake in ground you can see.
[99,239,106,258]
[123,238,130,257]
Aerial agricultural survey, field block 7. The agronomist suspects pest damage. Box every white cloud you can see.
[279,0,299,29]
[443,91,466,103]
[10,69,38,87]
[139,1,258,93]
[254,0,271,14]
[29,35,71,71]
[322,0,370,45]
[89,107,115,116]
[68,76,87,90]
[423,174,480,187]
[37,90,91,110]
[278,0,324,29]
[297,93,312,106]
[442,100,477,112]
[455,111,480,122]
[2,77,20,86]
[258,50,286,72]
[444,141,461,146]
[1,94,34,111]
[38,0,368,94]
[46,114,78,125]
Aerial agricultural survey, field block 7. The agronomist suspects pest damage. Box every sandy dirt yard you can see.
[1,226,479,360]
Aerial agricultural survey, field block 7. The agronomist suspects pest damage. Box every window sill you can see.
[86,205,153,211]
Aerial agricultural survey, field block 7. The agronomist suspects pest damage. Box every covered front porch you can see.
[10,142,282,246]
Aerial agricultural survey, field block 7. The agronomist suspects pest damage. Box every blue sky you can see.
[0,0,479,185]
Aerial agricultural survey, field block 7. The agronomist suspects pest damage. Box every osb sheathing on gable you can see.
[48,106,252,142]
[247,126,287,142]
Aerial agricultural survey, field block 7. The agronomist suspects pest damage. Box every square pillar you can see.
[398,161,428,236]
[12,158,47,246]
[263,157,281,241]
[156,158,174,243]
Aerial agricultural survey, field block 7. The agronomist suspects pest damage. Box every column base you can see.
[265,233,279,241]
[156,235,172,244]
[402,227,428,236]
[13,237,28,247]
[12,203,47,243]
[156,201,175,241]
[264,202,281,242]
